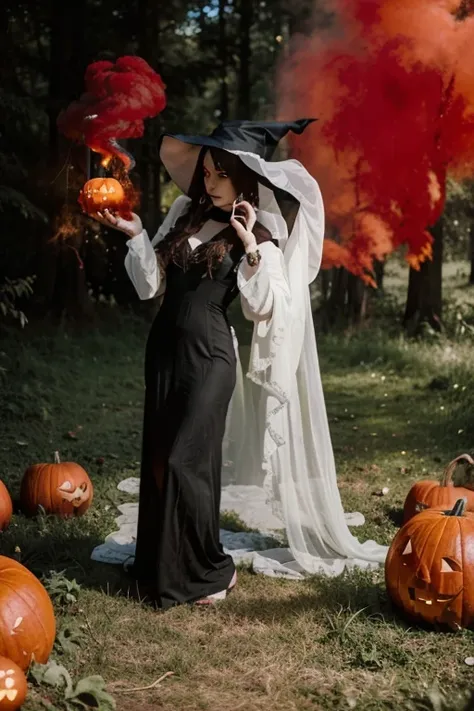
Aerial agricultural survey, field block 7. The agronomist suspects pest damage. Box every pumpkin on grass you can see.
[0,556,56,670]
[385,498,474,630]
[403,453,474,522]
[0,483,12,532]
[78,177,131,218]
[0,656,27,711]
[20,451,93,518]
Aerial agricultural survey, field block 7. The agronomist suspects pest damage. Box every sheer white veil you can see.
[222,149,388,575]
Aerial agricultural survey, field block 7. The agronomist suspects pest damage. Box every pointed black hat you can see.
[160,118,316,161]
[158,118,316,194]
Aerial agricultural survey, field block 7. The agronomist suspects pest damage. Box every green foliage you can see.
[29,660,116,711]
[43,570,82,607]
[0,276,35,327]
[0,89,49,221]
[55,627,86,657]
[0,186,48,221]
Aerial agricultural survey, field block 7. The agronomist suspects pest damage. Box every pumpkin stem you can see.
[444,498,467,517]
[53,451,61,464]
[441,453,474,486]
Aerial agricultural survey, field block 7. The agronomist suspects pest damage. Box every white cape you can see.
[91,478,367,579]
[220,151,388,575]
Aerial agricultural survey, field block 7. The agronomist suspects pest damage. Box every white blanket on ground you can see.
[91,478,366,580]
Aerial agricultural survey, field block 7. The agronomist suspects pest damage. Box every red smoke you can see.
[57,56,166,171]
[278,1,474,284]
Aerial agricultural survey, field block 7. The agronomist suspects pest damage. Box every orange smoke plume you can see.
[278,0,474,280]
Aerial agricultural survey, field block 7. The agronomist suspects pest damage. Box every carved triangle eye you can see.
[402,540,412,555]
[441,557,461,572]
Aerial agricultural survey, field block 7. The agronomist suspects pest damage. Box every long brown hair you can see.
[155,147,274,276]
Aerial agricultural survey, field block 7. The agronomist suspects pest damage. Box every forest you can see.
[2,0,472,332]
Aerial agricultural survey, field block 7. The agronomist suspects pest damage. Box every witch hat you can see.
[158,119,316,194]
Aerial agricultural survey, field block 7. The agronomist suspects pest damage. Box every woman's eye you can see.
[218,173,228,179]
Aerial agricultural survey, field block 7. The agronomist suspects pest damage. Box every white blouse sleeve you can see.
[237,241,290,322]
[124,195,190,300]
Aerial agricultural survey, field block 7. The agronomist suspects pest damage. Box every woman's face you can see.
[203,151,238,212]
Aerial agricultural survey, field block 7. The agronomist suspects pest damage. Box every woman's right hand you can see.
[91,209,143,238]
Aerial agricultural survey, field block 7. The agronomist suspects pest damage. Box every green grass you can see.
[1,265,474,710]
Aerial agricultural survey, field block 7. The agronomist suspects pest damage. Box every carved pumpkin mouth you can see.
[408,587,460,605]
[0,688,18,701]
[57,481,89,506]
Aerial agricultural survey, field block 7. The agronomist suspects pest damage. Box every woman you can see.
[94,119,388,606]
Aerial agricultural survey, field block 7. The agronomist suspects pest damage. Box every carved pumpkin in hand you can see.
[0,483,12,532]
[403,454,474,522]
[78,177,131,217]
[385,498,474,630]
[0,556,56,670]
[20,451,93,517]
[0,656,27,710]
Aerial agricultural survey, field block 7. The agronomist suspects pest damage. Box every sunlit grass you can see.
[1,263,473,710]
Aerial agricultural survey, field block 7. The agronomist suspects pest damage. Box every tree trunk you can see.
[138,0,163,230]
[403,218,444,334]
[48,0,86,163]
[347,273,368,324]
[237,0,253,118]
[326,267,348,323]
[219,0,229,120]
[374,260,385,291]
[40,0,91,322]
[319,265,373,330]
[469,227,474,285]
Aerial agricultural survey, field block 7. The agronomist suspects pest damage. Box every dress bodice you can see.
[159,233,245,321]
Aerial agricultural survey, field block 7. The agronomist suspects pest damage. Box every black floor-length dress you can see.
[131,232,245,608]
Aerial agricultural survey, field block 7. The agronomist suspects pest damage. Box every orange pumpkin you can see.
[0,484,12,532]
[20,451,93,517]
[78,177,130,217]
[386,498,474,630]
[403,453,474,522]
[0,556,56,670]
[0,656,27,711]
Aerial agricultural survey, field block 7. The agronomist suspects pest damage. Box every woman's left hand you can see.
[230,200,257,250]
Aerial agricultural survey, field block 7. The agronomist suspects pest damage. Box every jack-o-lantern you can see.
[0,656,27,710]
[20,451,93,517]
[78,177,131,217]
[0,483,12,532]
[0,556,56,670]
[386,498,474,630]
[403,454,474,522]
